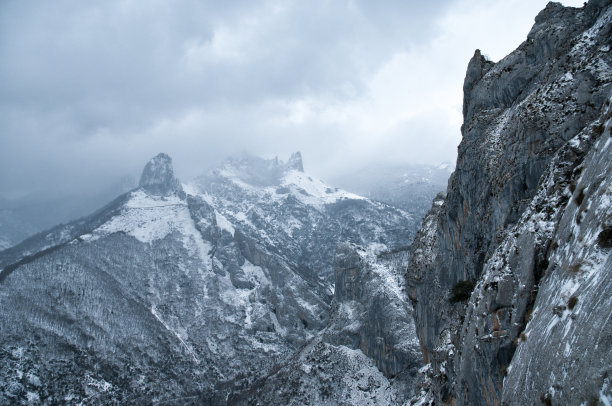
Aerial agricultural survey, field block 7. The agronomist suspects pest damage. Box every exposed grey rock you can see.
[138,152,183,196]
[287,151,304,172]
[456,101,612,406]
[462,49,494,118]
[329,243,421,380]
[499,99,612,406]
[229,243,422,405]
[407,1,612,404]
[195,153,418,289]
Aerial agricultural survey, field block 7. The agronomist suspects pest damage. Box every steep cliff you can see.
[138,153,183,197]
[407,1,611,404]
[229,243,422,405]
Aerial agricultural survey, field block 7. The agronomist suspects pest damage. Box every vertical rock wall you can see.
[407,1,612,404]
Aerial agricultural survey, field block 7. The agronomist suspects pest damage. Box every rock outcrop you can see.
[229,243,422,405]
[138,152,183,196]
[330,243,421,380]
[287,151,305,172]
[407,1,612,404]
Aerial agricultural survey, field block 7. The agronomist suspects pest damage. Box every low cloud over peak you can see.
[0,0,585,198]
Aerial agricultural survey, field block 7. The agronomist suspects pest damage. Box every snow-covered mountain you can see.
[0,152,420,403]
[4,0,608,403]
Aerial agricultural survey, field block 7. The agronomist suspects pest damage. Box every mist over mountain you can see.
[0,177,136,250]
[330,162,453,219]
[0,0,610,405]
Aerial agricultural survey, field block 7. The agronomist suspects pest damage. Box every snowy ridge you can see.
[279,170,366,207]
[91,190,212,268]
[198,166,367,210]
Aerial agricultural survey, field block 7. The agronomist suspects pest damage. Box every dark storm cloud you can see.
[0,0,581,198]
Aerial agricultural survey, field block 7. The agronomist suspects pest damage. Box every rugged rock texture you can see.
[138,153,183,196]
[287,151,305,172]
[229,243,422,405]
[193,153,418,288]
[499,98,612,405]
[405,192,446,364]
[330,244,421,379]
[0,152,419,404]
[407,1,612,404]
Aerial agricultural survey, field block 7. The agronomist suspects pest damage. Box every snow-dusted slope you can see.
[230,243,422,405]
[190,153,417,287]
[500,102,612,405]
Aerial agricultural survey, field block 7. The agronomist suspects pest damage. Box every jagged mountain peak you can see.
[462,49,494,118]
[193,152,367,211]
[287,151,304,172]
[204,152,308,188]
[0,146,422,403]
[138,153,183,196]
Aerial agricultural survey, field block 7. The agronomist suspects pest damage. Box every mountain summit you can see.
[287,151,304,172]
[138,153,182,196]
[211,152,306,187]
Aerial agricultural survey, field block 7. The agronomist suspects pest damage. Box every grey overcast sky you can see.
[0,0,585,198]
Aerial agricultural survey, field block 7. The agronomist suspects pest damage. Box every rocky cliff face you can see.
[330,244,421,380]
[407,1,612,404]
[138,153,183,196]
[228,243,422,405]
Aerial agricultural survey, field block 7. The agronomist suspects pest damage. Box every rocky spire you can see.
[462,49,494,119]
[287,151,304,172]
[138,153,182,196]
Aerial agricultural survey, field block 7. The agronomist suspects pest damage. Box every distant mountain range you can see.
[329,162,452,215]
[0,159,451,253]
[0,177,135,250]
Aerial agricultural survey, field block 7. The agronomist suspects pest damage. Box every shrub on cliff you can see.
[449,280,476,303]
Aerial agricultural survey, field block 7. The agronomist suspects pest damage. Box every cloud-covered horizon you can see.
[0,0,585,198]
